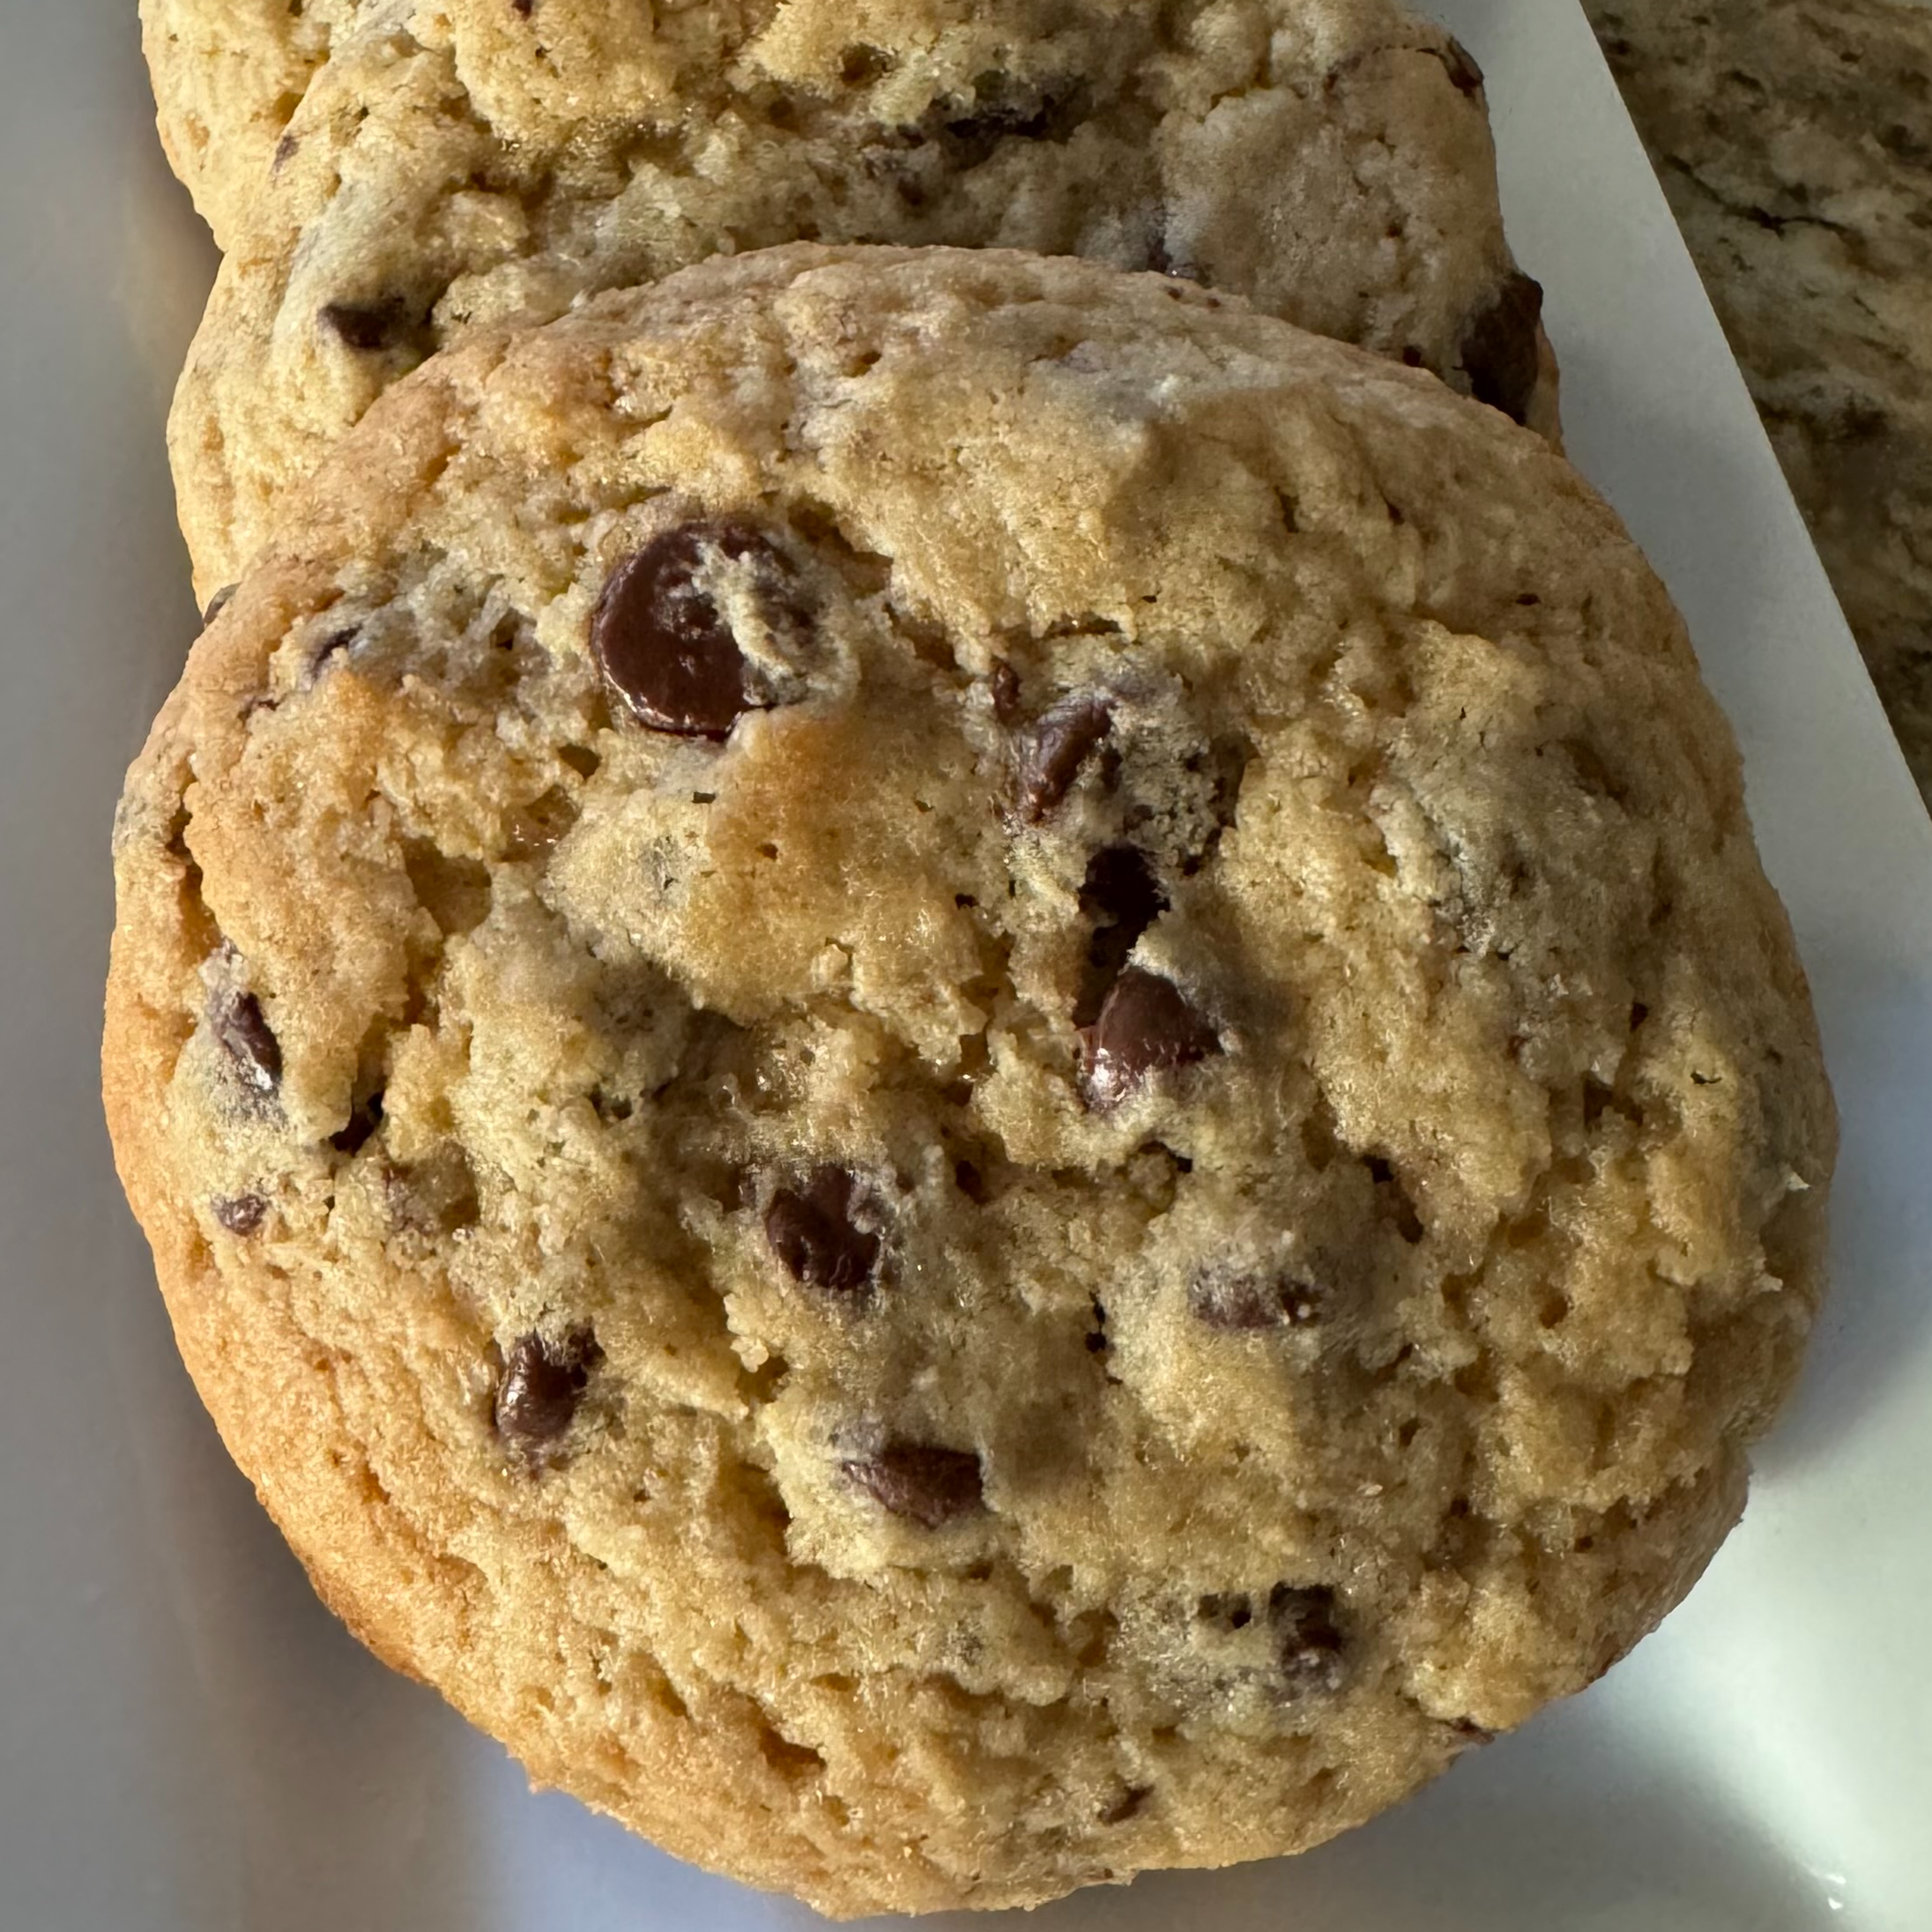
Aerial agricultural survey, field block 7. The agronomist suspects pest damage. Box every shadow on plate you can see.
[1553,331,1932,1479]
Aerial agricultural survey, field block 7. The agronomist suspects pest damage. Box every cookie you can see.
[137,0,365,248]
[167,0,1560,605]
[108,246,1830,1917]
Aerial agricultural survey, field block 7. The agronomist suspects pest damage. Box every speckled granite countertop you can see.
[1581,0,1932,806]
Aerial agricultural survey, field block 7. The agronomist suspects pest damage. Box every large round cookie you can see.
[108,246,1831,1916]
[138,0,366,248]
[167,0,1559,605]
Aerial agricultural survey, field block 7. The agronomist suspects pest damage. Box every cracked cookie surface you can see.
[108,245,1830,1917]
[167,0,1557,603]
[138,0,368,247]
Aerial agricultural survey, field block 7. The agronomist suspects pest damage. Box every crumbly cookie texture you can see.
[137,0,366,248]
[108,247,1831,1918]
[167,0,1558,605]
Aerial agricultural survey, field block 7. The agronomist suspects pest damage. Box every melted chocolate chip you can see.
[202,584,238,628]
[765,1168,881,1296]
[591,522,795,737]
[317,297,422,354]
[1189,1267,1328,1332]
[1078,969,1218,1111]
[212,1193,268,1236]
[494,1329,600,1453]
[842,1441,984,1527]
[1460,272,1546,427]
[209,985,281,1095]
[1437,35,1485,94]
[1016,695,1112,821]
[1269,1585,1347,1693]
[1077,846,1167,1024]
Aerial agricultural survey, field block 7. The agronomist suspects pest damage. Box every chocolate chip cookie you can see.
[138,0,365,247]
[166,0,1559,605]
[107,245,1830,1915]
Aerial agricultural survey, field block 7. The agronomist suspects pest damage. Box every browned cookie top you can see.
[167,0,1557,602]
[109,246,1827,1918]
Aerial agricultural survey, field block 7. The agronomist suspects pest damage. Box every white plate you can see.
[2,1,1927,1925]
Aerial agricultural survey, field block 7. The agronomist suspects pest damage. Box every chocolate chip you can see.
[1098,1786,1150,1824]
[212,1193,267,1236]
[511,0,534,14]
[1077,845,1166,1024]
[202,584,238,628]
[1189,1267,1328,1332]
[591,522,796,738]
[317,298,422,353]
[990,659,1023,725]
[1269,1585,1346,1693]
[272,131,300,170]
[843,1440,984,1527]
[1016,695,1112,821]
[765,1167,881,1296]
[209,985,281,1095]
[494,1329,600,1452]
[1078,969,1219,1111]
[1437,35,1485,94]
[1460,272,1546,427]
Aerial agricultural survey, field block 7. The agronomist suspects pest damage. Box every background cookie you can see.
[167,0,1558,604]
[138,0,366,248]
[108,246,1829,1916]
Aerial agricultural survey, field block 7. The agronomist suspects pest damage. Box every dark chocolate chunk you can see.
[842,1440,984,1527]
[1015,695,1112,821]
[765,1167,881,1296]
[317,297,422,354]
[494,1329,600,1452]
[1189,1267,1328,1332]
[202,584,238,628]
[1078,969,1218,1111]
[1437,35,1485,94]
[209,985,282,1096]
[591,522,795,737]
[1460,272,1546,427]
[1269,1585,1347,1693]
[212,1193,268,1236]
